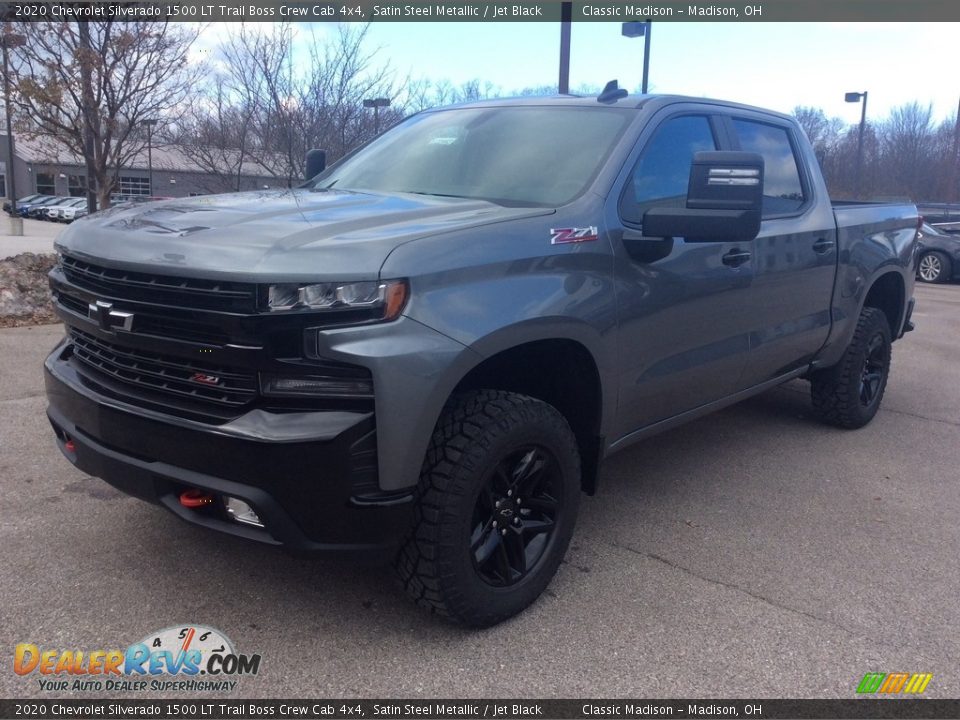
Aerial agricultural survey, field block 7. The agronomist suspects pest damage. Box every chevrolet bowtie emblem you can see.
[88,300,134,333]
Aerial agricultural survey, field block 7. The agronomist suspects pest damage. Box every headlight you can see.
[265,279,408,321]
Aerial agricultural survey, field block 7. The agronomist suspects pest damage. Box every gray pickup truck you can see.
[45,92,918,626]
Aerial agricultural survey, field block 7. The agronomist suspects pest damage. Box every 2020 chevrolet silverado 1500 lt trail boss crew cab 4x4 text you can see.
[45,92,918,626]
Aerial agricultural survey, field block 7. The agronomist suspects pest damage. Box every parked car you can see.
[916,222,960,283]
[4,193,48,215]
[14,195,57,217]
[58,203,89,223]
[916,203,960,234]
[45,92,919,627]
[46,198,87,222]
[28,196,75,220]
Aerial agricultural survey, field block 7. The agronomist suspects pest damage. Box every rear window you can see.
[731,118,806,215]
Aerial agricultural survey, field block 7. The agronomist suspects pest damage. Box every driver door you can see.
[609,111,757,439]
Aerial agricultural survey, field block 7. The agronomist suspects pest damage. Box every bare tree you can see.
[6,21,199,209]
[877,102,935,200]
[793,107,844,163]
[294,24,399,173]
[171,76,259,193]
[187,23,400,185]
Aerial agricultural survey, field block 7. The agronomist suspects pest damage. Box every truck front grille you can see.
[62,255,258,312]
[69,329,257,408]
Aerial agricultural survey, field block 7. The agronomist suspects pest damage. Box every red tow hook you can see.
[179,489,215,508]
[64,440,76,453]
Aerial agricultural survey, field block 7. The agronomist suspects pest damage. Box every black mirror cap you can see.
[305,149,327,179]
[687,151,764,212]
[640,151,764,242]
[643,207,761,243]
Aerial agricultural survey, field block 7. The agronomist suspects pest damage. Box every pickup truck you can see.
[45,92,919,627]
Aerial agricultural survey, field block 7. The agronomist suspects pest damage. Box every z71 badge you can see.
[550,226,599,244]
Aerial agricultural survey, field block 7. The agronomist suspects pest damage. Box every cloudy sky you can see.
[193,21,960,124]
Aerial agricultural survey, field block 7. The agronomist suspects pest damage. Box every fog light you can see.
[224,497,264,528]
[260,374,373,398]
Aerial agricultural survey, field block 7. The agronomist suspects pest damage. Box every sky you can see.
[193,21,960,125]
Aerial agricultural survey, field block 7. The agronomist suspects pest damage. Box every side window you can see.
[731,119,806,216]
[620,115,717,225]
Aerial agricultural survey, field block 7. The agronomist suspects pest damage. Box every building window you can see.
[68,174,87,197]
[119,176,150,196]
[36,172,56,195]
[0,175,5,198]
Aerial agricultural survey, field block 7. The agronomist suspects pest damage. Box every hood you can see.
[55,189,552,281]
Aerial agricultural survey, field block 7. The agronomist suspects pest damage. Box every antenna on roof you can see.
[597,80,628,104]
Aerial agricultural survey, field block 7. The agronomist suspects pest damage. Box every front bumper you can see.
[45,342,414,555]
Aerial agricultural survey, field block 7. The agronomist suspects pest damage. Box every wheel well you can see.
[453,340,603,495]
[863,272,904,337]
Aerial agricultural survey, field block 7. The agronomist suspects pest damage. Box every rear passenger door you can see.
[723,114,838,387]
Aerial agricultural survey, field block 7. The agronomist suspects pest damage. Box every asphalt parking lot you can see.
[1,283,958,700]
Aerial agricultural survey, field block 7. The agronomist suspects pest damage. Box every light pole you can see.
[2,30,25,236]
[363,98,391,136]
[845,90,868,198]
[622,21,652,94]
[142,118,157,196]
[559,1,572,94]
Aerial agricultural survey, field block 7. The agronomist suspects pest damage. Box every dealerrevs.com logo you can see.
[14,625,261,693]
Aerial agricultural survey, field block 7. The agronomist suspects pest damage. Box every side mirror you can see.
[642,151,764,242]
[305,149,327,179]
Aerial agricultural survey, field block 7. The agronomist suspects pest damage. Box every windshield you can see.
[310,105,633,207]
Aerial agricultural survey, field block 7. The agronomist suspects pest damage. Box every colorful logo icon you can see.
[856,672,933,694]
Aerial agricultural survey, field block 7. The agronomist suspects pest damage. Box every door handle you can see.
[722,249,751,267]
[813,238,836,254]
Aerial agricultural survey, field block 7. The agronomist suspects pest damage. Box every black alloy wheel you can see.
[469,445,561,587]
[810,306,892,429]
[858,332,888,408]
[396,390,581,627]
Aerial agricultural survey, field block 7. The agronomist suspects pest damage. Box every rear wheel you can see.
[918,250,951,283]
[810,306,891,429]
[395,390,580,627]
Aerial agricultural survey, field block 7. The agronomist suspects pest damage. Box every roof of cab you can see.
[424,93,796,123]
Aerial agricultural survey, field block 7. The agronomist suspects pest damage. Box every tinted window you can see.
[313,106,632,207]
[36,173,55,195]
[619,115,717,224]
[731,119,806,215]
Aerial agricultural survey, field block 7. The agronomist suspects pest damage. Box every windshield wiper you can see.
[400,190,466,199]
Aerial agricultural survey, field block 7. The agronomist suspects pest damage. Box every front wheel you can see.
[809,306,892,429]
[395,390,581,627]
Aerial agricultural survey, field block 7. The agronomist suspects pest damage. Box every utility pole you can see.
[845,90,868,199]
[950,96,960,204]
[142,118,157,195]
[558,1,571,94]
[622,22,652,94]
[1,30,24,236]
[363,97,391,135]
[78,21,98,212]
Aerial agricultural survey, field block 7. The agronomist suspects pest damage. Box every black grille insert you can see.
[61,255,257,312]
[69,329,257,408]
